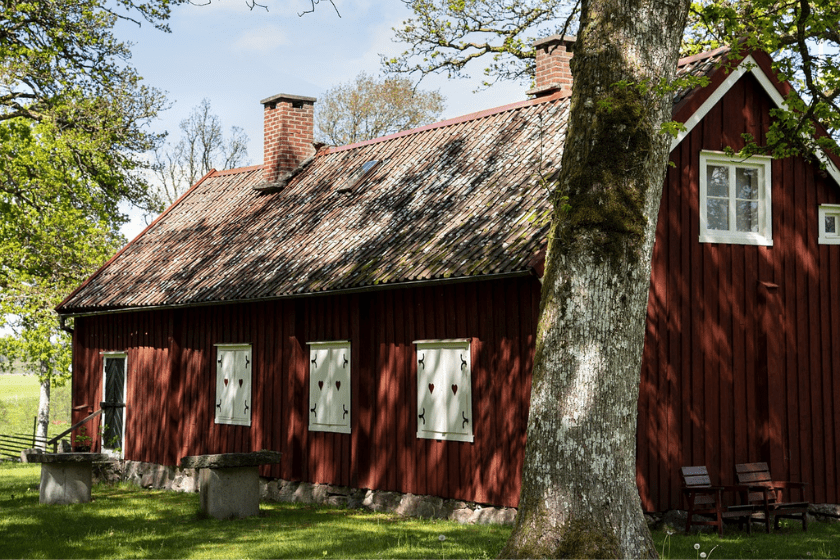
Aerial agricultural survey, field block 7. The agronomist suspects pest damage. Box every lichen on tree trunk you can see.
[500,0,690,558]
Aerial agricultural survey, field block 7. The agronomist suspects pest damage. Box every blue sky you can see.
[117,0,529,237]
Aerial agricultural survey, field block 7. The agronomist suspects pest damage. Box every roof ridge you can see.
[677,45,730,67]
[327,89,570,154]
[213,163,263,176]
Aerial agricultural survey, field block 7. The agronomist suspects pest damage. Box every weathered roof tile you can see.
[59,93,571,313]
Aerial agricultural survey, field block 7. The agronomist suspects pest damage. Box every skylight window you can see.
[337,160,381,194]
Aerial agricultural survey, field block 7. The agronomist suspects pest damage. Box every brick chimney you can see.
[259,93,316,186]
[528,35,576,98]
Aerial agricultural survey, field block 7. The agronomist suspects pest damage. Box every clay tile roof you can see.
[673,46,730,103]
[57,49,730,314]
[58,93,570,313]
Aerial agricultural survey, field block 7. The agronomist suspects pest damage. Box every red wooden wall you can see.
[71,74,840,513]
[71,276,539,508]
[638,73,840,511]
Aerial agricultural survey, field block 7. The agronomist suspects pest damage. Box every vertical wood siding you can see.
[72,276,539,508]
[71,76,840,512]
[639,74,840,511]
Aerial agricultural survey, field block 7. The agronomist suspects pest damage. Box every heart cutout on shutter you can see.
[451,384,458,395]
[428,383,435,393]
[335,380,341,391]
[224,378,229,386]
[318,380,324,390]
[239,379,243,387]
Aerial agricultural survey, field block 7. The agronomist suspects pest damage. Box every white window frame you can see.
[699,151,773,246]
[101,352,127,458]
[819,204,840,245]
[308,341,352,434]
[214,343,252,427]
[414,339,474,443]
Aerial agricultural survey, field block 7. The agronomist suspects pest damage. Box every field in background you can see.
[0,374,71,439]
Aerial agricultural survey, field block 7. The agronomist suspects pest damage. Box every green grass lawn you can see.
[0,463,509,559]
[0,374,71,438]
[3,462,840,559]
[651,521,840,559]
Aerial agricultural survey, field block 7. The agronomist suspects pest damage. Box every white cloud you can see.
[232,25,288,52]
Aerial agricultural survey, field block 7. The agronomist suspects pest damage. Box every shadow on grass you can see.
[1,463,507,559]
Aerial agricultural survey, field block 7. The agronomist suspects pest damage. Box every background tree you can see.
[0,0,178,446]
[315,72,446,146]
[152,98,250,211]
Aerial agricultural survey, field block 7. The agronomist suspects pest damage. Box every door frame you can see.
[101,352,127,458]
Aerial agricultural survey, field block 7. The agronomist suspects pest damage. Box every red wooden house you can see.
[57,37,840,512]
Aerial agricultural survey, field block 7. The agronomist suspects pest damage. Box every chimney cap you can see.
[260,93,317,106]
[532,35,576,49]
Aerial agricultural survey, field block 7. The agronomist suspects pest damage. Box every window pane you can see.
[736,167,759,199]
[736,200,759,232]
[827,215,837,234]
[707,198,729,230]
[707,165,729,197]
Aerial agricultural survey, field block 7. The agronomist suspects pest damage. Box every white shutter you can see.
[416,347,436,436]
[415,340,473,442]
[216,349,235,422]
[231,348,252,425]
[309,345,331,428]
[331,346,351,431]
[215,344,252,426]
[309,341,351,434]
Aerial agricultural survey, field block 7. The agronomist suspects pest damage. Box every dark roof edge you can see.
[55,168,219,313]
[57,270,538,318]
[532,34,577,48]
[260,93,317,105]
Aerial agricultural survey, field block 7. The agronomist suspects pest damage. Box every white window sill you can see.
[215,417,252,427]
[417,431,474,443]
[699,232,774,246]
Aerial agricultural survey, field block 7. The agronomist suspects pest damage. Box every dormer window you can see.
[337,160,381,194]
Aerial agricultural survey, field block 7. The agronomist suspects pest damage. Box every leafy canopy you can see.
[384,0,578,86]
[0,117,124,383]
[0,0,181,382]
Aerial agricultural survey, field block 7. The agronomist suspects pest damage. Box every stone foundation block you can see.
[199,466,260,519]
[40,462,92,505]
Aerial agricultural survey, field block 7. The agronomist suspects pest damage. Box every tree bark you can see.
[501,0,689,558]
[36,361,50,450]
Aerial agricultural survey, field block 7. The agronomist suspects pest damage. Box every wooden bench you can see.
[21,450,109,505]
[735,462,809,532]
[681,466,756,536]
[180,450,283,519]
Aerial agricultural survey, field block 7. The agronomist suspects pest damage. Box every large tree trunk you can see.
[35,360,50,450]
[501,0,689,558]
